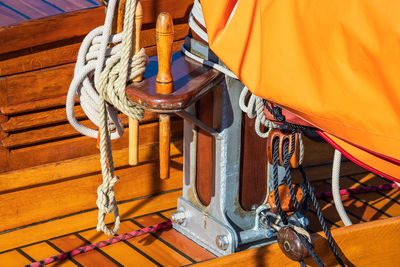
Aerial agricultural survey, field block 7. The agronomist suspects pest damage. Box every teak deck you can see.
[1,1,400,267]
[0,161,399,266]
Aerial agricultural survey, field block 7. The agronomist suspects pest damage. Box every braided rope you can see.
[25,221,172,267]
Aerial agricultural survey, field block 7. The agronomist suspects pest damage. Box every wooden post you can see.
[128,1,143,166]
[156,12,174,179]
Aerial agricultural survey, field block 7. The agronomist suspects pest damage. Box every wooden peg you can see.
[156,12,174,179]
[129,1,143,166]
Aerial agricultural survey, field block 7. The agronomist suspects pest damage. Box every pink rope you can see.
[26,220,172,267]
[315,183,399,199]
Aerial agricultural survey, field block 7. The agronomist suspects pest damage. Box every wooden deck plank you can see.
[79,228,157,267]
[46,0,99,12]
[21,242,76,266]
[135,214,216,262]
[0,190,181,252]
[196,217,400,267]
[0,140,182,193]
[1,0,61,20]
[0,155,183,232]
[50,235,116,266]
[0,4,28,27]
[0,250,31,267]
[119,221,192,266]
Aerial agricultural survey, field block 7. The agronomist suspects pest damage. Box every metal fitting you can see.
[216,235,229,251]
[170,210,186,225]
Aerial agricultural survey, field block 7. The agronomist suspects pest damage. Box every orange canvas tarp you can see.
[201,0,400,180]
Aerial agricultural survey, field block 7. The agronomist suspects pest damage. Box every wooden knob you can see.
[277,226,311,262]
[156,12,174,94]
[155,12,174,179]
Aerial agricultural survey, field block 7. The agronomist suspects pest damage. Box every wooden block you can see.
[0,190,181,252]
[119,221,192,266]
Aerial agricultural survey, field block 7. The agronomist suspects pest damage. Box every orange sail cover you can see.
[201,0,400,180]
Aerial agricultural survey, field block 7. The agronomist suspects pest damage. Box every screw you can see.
[170,210,186,225]
[216,235,229,251]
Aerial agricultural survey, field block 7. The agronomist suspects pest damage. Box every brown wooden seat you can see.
[126,52,224,113]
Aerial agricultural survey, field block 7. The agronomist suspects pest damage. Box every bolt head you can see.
[170,210,186,225]
[216,235,229,251]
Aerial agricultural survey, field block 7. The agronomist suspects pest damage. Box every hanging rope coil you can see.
[67,0,148,235]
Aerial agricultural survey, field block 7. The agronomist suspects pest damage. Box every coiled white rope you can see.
[67,0,148,235]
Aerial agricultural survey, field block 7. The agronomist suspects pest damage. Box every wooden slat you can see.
[0,40,185,109]
[0,64,74,106]
[240,114,268,211]
[1,105,86,132]
[0,140,182,193]
[196,217,400,266]
[79,228,157,266]
[50,235,116,266]
[0,1,192,55]
[0,95,67,115]
[7,122,181,171]
[136,214,216,262]
[196,90,214,206]
[0,7,106,55]
[1,106,158,133]
[0,250,31,266]
[21,242,76,266]
[0,190,180,252]
[0,155,183,232]
[119,221,192,266]
[0,23,188,77]
[0,42,81,77]
[3,115,180,149]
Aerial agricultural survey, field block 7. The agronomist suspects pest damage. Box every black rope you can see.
[263,100,306,131]
[298,166,345,267]
[296,231,326,267]
[282,134,301,211]
[272,138,289,225]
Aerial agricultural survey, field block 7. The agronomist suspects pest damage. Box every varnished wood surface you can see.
[0,0,99,27]
[0,2,190,173]
[126,53,224,112]
[0,168,399,266]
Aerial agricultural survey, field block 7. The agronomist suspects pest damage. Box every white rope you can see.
[67,0,148,235]
[332,149,353,226]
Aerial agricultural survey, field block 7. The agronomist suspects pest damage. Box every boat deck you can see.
[0,162,399,266]
[0,0,99,27]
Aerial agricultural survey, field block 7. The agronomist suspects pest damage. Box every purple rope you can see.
[315,183,399,199]
[25,220,172,267]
